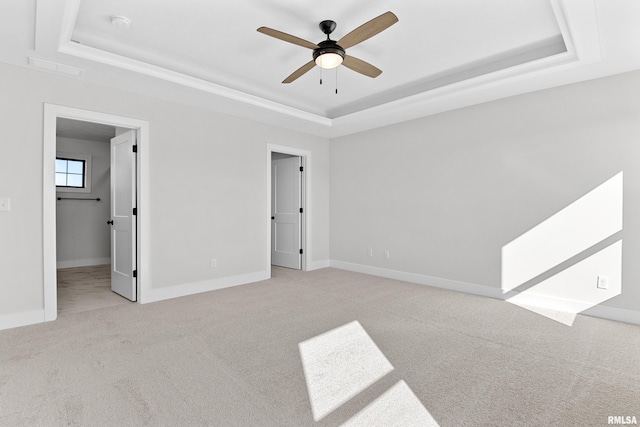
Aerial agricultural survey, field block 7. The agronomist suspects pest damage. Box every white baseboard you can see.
[140,270,270,304]
[0,309,45,331]
[505,291,640,326]
[329,260,640,326]
[307,259,330,271]
[329,260,503,299]
[582,304,640,325]
[503,291,594,313]
[57,257,111,269]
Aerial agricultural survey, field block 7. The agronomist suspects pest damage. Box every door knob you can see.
[107,220,114,225]
[271,216,275,220]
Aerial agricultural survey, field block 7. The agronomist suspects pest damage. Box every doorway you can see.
[271,152,303,269]
[266,144,312,273]
[43,104,149,322]
[55,119,137,311]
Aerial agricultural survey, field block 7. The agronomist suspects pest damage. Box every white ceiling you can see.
[2,0,640,137]
[57,118,115,142]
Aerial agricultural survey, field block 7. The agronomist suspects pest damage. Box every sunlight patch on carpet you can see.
[340,380,439,427]
[299,321,394,421]
[507,300,577,326]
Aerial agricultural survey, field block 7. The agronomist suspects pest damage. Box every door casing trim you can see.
[43,103,150,320]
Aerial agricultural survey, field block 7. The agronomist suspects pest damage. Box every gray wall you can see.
[56,136,111,268]
[0,62,330,318]
[330,70,640,313]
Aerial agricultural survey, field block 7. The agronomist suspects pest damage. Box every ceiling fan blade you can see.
[283,60,316,83]
[338,11,398,49]
[342,55,382,78]
[257,27,318,50]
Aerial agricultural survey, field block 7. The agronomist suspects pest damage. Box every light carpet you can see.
[1,267,639,426]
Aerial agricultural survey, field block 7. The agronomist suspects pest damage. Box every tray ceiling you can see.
[2,0,640,137]
[69,0,565,117]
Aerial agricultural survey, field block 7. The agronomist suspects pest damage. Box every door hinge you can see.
[299,207,303,213]
[133,270,137,278]
[133,145,138,153]
[299,248,303,254]
[133,207,137,215]
[300,166,304,172]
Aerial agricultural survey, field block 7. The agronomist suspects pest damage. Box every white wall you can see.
[3,57,639,328]
[0,62,330,327]
[330,70,640,315]
[56,136,111,268]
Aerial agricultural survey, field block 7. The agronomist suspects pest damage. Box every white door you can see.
[109,130,137,301]
[272,156,302,269]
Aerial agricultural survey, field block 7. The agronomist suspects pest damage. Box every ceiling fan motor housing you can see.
[313,40,346,62]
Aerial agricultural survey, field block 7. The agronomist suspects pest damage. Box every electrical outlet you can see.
[367,248,373,257]
[597,275,608,289]
[384,250,390,260]
[211,259,217,268]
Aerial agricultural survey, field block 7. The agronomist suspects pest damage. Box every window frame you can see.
[55,152,92,194]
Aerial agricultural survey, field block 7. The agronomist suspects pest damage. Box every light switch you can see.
[0,198,10,211]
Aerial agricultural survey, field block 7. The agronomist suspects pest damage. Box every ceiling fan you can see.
[257,11,398,84]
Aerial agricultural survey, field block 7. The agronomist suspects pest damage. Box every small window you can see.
[56,153,92,193]
[56,158,86,188]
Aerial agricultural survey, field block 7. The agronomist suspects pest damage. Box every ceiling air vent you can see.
[28,57,84,77]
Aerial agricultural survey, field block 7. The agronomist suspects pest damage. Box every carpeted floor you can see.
[1,267,639,426]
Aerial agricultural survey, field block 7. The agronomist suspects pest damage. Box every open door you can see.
[271,156,302,269]
[109,130,137,301]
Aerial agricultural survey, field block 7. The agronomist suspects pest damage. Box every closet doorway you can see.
[43,104,149,322]
[55,119,136,314]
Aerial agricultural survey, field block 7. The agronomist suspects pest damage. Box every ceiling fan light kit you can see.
[315,52,343,69]
[257,11,398,84]
[313,43,345,69]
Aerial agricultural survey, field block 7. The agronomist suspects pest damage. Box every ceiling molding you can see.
[58,42,333,127]
[327,34,570,118]
[30,0,623,138]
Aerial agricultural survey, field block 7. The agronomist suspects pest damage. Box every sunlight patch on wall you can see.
[502,172,623,293]
[502,173,624,325]
[507,240,622,326]
[299,321,394,421]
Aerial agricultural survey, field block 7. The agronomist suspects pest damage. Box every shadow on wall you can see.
[501,172,623,326]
